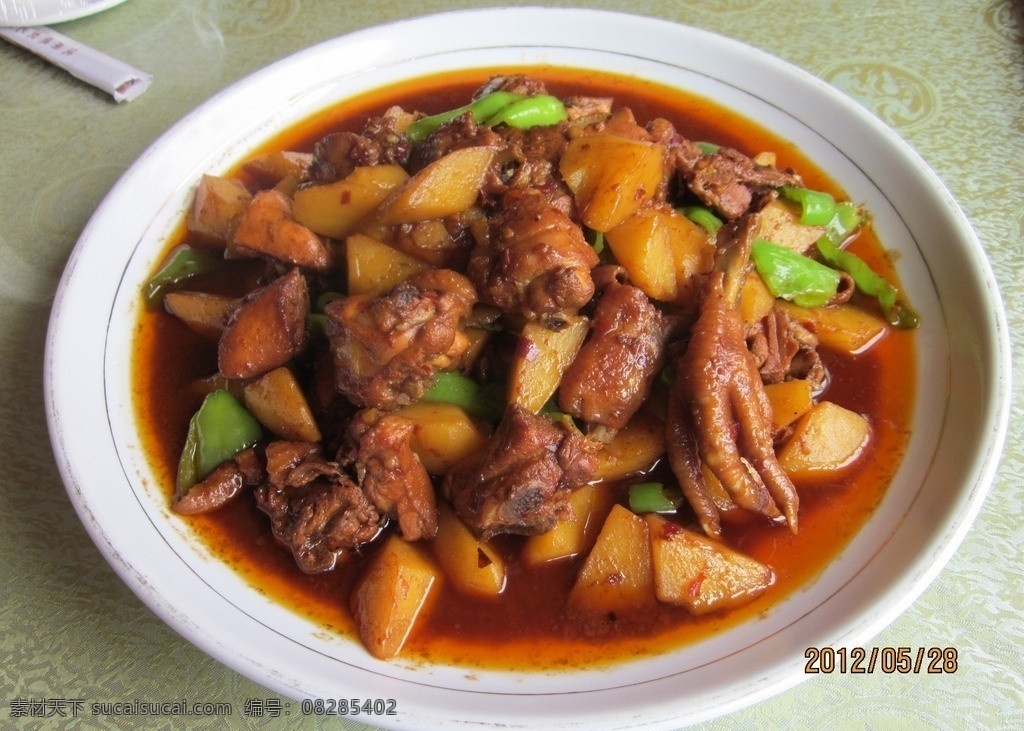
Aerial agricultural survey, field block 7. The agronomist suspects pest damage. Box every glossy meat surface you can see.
[350,410,438,541]
[468,189,598,321]
[687,147,802,220]
[254,441,383,574]
[325,269,477,410]
[558,280,669,430]
[232,189,335,271]
[443,405,597,539]
[218,268,310,380]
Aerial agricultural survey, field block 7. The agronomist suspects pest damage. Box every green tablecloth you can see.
[2,0,1021,728]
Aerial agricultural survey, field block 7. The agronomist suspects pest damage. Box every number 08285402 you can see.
[300,698,398,716]
[804,646,958,674]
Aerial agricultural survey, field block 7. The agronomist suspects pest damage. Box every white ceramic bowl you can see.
[44,8,1010,730]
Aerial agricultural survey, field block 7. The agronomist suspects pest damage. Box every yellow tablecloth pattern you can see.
[1,0,1021,729]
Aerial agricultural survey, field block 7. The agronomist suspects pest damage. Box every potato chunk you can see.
[351,535,440,659]
[777,400,871,479]
[662,208,717,306]
[163,291,234,339]
[218,268,309,380]
[560,134,663,232]
[242,366,322,442]
[591,410,666,482]
[508,316,589,413]
[523,483,606,566]
[763,379,814,430]
[738,270,775,327]
[604,209,677,302]
[755,198,825,254]
[568,504,656,616]
[393,401,491,476]
[433,502,506,597]
[376,146,497,224]
[604,207,714,304]
[293,165,409,240]
[188,174,252,244]
[778,301,887,354]
[346,233,433,296]
[645,514,774,615]
[242,151,312,195]
[232,189,335,271]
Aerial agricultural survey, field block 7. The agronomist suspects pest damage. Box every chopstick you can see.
[0,25,151,102]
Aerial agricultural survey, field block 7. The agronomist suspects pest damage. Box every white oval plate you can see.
[0,0,128,26]
[44,8,1010,730]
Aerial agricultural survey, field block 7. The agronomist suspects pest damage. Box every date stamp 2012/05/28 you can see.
[804,646,959,674]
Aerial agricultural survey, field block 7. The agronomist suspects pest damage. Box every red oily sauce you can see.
[132,66,916,671]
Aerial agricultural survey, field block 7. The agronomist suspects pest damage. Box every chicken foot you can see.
[666,214,799,536]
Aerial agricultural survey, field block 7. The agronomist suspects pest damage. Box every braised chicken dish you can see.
[135,68,917,666]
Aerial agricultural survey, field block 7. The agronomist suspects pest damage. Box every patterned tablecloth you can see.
[2,0,1021,729]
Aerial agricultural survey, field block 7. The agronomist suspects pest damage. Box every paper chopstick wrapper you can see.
[0,25,151,102]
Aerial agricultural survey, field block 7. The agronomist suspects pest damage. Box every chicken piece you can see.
[254,441,383,574]
[494,124,573,207]
[307,131,382,185]
[468,189,599,322]
[443,404,598,539]
[574,105,650,141]
[174,461,245,516]
[350,410,438,541]
[666,215,799,536]
[558,280,669,431]
[746,305,827,389]
[687,147,803,220]
[218,268,310,380]
[172,448,263,515]
[474,74,549,98]
[407,112,506,178]
[563,95,614,124]
[325,269,477,411]
[232,189,335,271]
[307,111,412,185]
[646,117,704,198]
[464,77,583,205]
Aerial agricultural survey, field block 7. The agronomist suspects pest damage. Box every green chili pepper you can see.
[751,239,841,308]
[695,141,720,154]
[678,205,723,236]
[422,370,504,421]
[815,234,920,329]
[405,91,525,144]
[585,227,605,255]
[780,186,838,227]
[481,94,567,128]
[176,389,263,498]
[315,291,343,312]
[628,482,683,514]
[810,201,919,328]
[304,291,343,337]
[305,313,328,337]
[144,245,223,308]
[823,200,865,245]
[537,399,579,428]
[659,362,674,388]
[405,91,568,144]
